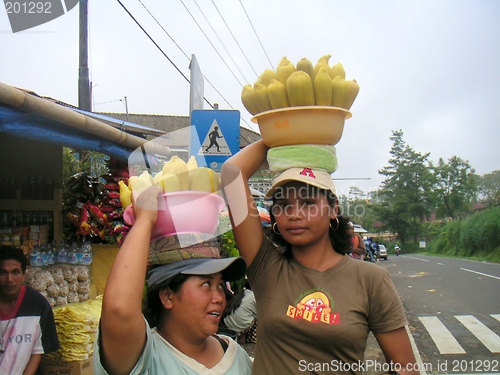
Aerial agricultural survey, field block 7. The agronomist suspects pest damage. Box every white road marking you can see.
[419,316,466,354]
[455,315,500,353]
[405,256,430,262]
[491,314,500,323]
[405,325,427,375]
[460,268,500,280]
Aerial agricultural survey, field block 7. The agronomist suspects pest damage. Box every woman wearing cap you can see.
[221,140,418,375]
[94,186,252,375]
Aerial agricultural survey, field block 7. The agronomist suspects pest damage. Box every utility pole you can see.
[77,0,90,170]
[78,0,91,112]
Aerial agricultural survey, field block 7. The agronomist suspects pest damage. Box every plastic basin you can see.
[123,191,226,241]
[251,106,351,148]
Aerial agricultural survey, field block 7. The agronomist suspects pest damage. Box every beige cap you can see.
[265,167,337,200]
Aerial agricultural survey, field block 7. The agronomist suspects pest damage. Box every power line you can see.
[117,0,257,131]
[179,0,244,87]
[117,1,190,85]
[192,0,249,83]
[137,0,190,60]
[210,0,258,79]
[238,0,274,69]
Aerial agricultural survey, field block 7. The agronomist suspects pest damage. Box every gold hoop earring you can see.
[330,217,339,231]
[272,222,281,235]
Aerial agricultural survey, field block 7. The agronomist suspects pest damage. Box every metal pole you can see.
[78,0,91,112]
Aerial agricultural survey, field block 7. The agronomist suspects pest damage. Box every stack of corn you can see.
[44,296,102,361]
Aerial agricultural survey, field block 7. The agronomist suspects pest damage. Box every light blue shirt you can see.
[94,318,252,375]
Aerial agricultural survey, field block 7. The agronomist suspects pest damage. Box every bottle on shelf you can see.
[78,241,93,265]
[67,242,79,265]
[56,241,68,264]
[30,246,42,267]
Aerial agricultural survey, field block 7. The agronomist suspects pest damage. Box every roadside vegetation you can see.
[343,130,500,263]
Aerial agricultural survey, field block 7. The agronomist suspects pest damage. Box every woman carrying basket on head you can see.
[221,140,418,375]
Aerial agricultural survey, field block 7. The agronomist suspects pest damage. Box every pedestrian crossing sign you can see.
[190,109,240,171]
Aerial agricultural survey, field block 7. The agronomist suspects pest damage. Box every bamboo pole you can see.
[0,81,171,157]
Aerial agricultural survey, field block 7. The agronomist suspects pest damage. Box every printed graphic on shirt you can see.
[286,288,340,324]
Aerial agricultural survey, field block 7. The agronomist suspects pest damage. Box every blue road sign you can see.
[190,109,240,171]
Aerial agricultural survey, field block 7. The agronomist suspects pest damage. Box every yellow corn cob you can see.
[257,69,277,86]
[187,155,198,188]
[276,57,296,85]
[129,171,154,192]
[190,167,221,193]
[162,155,189,190]
[155,172,180,193]
[267,79,289,109]
[296,57,315,81]
[127,176,138,191]
[344,79,360,110]
[331,62,346,79]
[314,67,332,106]
[153,171,163,185]
[314,54,333,78]
[241,84,260,115]
[286,71,315,107]
[331,77,360,110]
[253,83,273,113]
[118,180,132,209]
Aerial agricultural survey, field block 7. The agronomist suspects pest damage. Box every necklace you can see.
[0,294,21,355]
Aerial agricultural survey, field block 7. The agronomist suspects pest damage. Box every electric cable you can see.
[118,0,257,131]
[210,0,258,78]
[179,0,244,87]
[238,0,273,69]
[192,0,249,83]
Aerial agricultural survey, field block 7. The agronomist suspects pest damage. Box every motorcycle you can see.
[394,245,401,256]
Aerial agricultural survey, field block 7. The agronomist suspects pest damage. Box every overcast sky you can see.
[1,0,499,196]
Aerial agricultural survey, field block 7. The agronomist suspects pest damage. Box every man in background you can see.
[0,245,60,374]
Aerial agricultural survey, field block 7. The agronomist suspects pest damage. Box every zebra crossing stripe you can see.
[418,316,466,354]
[455,315,500,353]
[491,314,500,323]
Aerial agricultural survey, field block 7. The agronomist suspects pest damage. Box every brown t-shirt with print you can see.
[247,235,408,375]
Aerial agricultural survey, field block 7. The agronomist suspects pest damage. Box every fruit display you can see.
[120,155,221,208]
[241,54,359,115]
[62,158,130,245]
[121,156,225,241]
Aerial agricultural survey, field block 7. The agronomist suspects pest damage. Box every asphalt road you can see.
[378,254,500,374]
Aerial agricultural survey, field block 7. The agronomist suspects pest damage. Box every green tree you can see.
[479,170,500,205]
[433,156,477,219]
[375,130,435,244]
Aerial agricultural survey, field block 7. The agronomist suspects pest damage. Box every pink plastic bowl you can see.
[123,191,226,241]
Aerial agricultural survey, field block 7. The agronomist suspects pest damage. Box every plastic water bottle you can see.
[46,245,54,266]
[67,242,79,265]
[50,240,58,263]
[57,241,68,264]
[40,244,49,266]
[30,246,41,267]
[79,241,93,265]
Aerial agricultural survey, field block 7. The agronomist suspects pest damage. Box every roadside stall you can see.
[0,81,170,374]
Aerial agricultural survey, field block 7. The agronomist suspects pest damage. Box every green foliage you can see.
[478,170,500,205]
[376,130,435,244]
[220,230,241,258]
[433,156,477,219]
[426,207,500,261]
